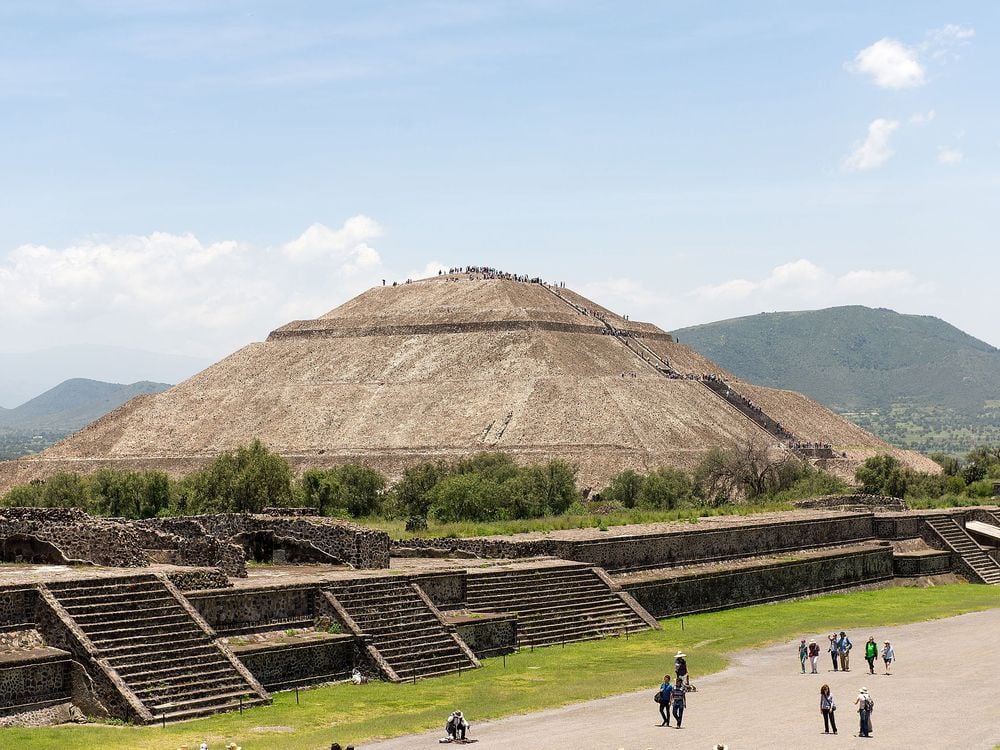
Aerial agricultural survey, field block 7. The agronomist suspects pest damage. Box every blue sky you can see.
[1,1,997,364]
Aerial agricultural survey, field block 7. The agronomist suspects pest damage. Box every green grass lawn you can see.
[4,584,997,750]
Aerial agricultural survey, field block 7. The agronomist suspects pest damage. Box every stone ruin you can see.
[0,507,390,576]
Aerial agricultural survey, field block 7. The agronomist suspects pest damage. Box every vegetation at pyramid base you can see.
[2,441,997,528]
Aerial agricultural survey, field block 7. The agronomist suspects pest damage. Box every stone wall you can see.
[233,635,358,691]
[0,587,37,629]
[411,573,466,608]
[187,585,316,634]
[166,569,231,591]
[153,514,390,569]
[398,516,877,572]
[795,494,908,512]
[129,521,247,576]
[453,614,517,658]
[621,546,894,618]
[0,652,71,711]
[893,552,952,577]
[0,508,148,568]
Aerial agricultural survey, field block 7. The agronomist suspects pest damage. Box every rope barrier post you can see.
[295,686,299,705]
[239,695,243,715]
[161,711,166,728]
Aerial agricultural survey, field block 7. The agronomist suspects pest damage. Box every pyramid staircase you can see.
[465,564,654,647]
[543,284,797,445]
[324,578,478,681]
[925,516,1000,584]
[44,575,269,722]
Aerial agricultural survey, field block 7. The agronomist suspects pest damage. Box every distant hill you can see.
[673,306,1000,454]
[0,345,206,408]
[0,379,171,459]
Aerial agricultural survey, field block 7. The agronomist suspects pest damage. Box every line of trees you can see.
[4,439,995,523]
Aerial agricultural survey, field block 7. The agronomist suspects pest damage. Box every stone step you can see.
[467,588,623,611]
[394,653,473,677]
[62,594,177,614]
[113,650,225,676]
[79,612,194,634]
[215,618,314,636]
[71,600,184,619]
[89,626,207,649]
[378,638,464,658]
[129,663,233,686]
[151,692,266,719]
[137,678,250,704]
[519,610,641,635]
[376,631,457,650]
[103,636,212,659]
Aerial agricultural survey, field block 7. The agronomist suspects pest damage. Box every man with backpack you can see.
[854,687,874,737]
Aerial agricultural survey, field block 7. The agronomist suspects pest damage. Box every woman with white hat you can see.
[674,651,688,686]
[853,687,874,738]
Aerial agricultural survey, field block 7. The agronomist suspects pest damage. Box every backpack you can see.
[863,697,874,712]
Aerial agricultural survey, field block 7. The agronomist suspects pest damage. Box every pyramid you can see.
[0,273,938,492]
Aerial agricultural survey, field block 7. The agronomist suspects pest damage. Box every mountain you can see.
[0,274,936,493]
[0,345,207,408]
[672,306,1000,454]
[0,378,172,432]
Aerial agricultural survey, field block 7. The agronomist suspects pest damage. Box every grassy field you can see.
[3,584,997,750]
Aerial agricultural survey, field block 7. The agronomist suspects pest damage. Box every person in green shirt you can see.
[864,636,878,675]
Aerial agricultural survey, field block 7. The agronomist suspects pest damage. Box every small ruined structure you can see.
[0,271,937,492]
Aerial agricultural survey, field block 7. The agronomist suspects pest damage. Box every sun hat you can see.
[859,687,868,694]
[675,651,686,658]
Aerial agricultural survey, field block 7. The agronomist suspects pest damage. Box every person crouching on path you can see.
[882,641,895,674]
[674,651,688,687]
[808,639,820,673]
[671,679,687,728]
[828,634,839,671]
[440,711,469,743]
[865,637,878,675]
[798,639,808,673]
[820,684,838,735]
[658,674,673,726]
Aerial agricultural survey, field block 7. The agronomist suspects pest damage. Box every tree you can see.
[855,455,907,498]
[695,436,803,502]
[636,467,695,510]
[87,469,171,519]
[183,440,294,514]
[602,469,644,508]
[390,461,447,518]
[300,465,386,517]
[929,452,960,477]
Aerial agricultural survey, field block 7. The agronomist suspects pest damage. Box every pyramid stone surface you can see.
[0,274,937,492]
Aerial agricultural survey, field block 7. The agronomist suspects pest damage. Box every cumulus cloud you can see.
[579,278,664,309]
[0,217,387,358]
[910,109,935,125]
[847,38,925,89]
[843,118,900,172]
[847,25,975,88]
[937,147,963,165]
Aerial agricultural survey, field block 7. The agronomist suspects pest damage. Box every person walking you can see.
[853,687,874,737]
[671,679,687,728]
[865,637,878,675]
[808,639,821,673]
[882,641,895,674]
[657,675,673,726]
[839,631,853,672]
[798,639,808,673]
[828,633,839,671]
[820,684,838,735]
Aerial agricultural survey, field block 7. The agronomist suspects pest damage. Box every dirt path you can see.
[363,607,1000,750]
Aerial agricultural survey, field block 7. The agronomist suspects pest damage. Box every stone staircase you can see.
[45,575,269,722]
[465,565,653,646]
[325,578,478,681]
[925,516,1000,584]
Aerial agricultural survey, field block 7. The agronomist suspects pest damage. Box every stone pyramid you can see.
[0,272,937,492]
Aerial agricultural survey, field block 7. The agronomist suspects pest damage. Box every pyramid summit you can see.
[0,270,936,491]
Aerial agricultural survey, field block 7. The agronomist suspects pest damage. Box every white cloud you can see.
[0,216,387,358]
[843,118,900,172]
[579,278,664,309]
[408,261,450,280]
[937,147,963,165]
[847,38,925,89]
[910,109,935,125]
[924,24,975,60]
[685,261,929,322]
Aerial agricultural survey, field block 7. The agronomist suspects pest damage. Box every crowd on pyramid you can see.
[444,266,549,284]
